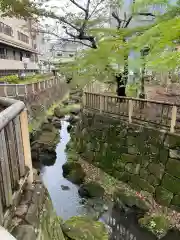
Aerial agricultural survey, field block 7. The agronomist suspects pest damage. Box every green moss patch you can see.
[62,216,108,240]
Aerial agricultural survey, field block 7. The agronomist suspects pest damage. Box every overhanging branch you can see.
[70,0,86,12]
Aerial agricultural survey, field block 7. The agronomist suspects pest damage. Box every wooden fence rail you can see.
[0,98,33,225]
[0,77,59,98]
[83,92,179,133]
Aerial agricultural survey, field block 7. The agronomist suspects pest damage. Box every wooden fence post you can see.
[38,82,41,92]
[19,109,33,184]
[170,105,177,133]
[15,85,18,96]
[128,99,133,123]
[82,92,86,107]
[4,85,7,97]
[25,85,27,95]
[100,95,104,113]
[0,129,13,207]
[32,83,35,94]
[0,198,3,225]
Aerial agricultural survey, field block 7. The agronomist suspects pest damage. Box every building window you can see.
[20,52,23,61]
[26,53,30,58]
[0,48,7,59]
[13,50,16,60]
[69,53,74,57]
[18,31,29,44]
[0,22,13,36]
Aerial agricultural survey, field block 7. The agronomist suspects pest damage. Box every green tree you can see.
[0,0,36,18]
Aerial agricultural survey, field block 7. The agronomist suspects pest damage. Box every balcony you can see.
[0,59,38,70]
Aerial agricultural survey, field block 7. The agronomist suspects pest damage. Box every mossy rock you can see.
[162,173,180,194]
[41,122,55,132]
[78,182,105,198]
[68,115,80,125]
[62,216,108,240]
[155,186,173,206]
[166,158,180,178]
[39,149,56,166]
[54,107,65,118]
[148,163,164,179]
[131,175,155,193]
[67,125,73,133]
[70,107,81,115]
[139,214,170,237]
[113,189,149,211]
[172,194,180,206]
[62,162,85,185]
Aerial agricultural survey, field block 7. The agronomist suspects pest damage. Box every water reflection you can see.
[108,204,156,240]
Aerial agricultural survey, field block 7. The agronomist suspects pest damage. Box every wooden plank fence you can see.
[0,77,60,98]
[83,92,180,133]
[0,98,33,225]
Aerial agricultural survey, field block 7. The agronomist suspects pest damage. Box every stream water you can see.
[40,119,180,240]
[41,120,86,220]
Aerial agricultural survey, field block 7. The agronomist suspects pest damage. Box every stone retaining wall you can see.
[8,174,59,240]
[10,176,46,240]
[74,111,180,210]
[18,81,68,122]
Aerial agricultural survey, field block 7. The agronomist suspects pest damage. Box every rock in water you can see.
[61,185,70,191]
[67,115,80,124]
[70,107,81,115]
[54,107,65,118]
[39,149,56,166]
[62,162,85,185]
[78,182,105,198]
[67,125,73,133]
[41,122,55,132]
[62,216,108,240]
[52,120,62,129]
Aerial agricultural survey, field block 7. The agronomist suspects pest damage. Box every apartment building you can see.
[0,17,39,76]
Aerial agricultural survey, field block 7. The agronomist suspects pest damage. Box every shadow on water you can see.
[40,118,180,240]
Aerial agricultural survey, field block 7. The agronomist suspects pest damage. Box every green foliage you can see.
[139,214,170,237]
[0,74,51,84]
[0,0,36,18]
[0,75,19,84]
[58,0,180,86]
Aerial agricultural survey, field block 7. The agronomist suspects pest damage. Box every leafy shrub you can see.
[139,214,170,237]
[0,75,19,84]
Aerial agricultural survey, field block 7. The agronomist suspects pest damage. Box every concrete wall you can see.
[74,111,180,211]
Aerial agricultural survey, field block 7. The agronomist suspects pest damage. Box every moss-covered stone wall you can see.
[74,111,180,210]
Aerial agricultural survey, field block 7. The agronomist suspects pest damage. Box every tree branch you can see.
[136,12,156,17]
[37,9,80,31]
[54,39,93,48]
[112,11,122,29]
[88,0,104,19]
[124,16,133,28]
[70,0,86,12]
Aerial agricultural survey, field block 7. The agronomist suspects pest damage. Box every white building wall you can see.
[0,17,34,49]
[0,16,39,72]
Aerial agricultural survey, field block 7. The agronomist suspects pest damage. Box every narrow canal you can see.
[40,118,180,240]
[41,119,86,220]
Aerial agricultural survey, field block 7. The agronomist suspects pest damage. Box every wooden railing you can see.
[83,92,179,133]
[0,77,60,97]
[0,98,33,225]
[84,80,110,93]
